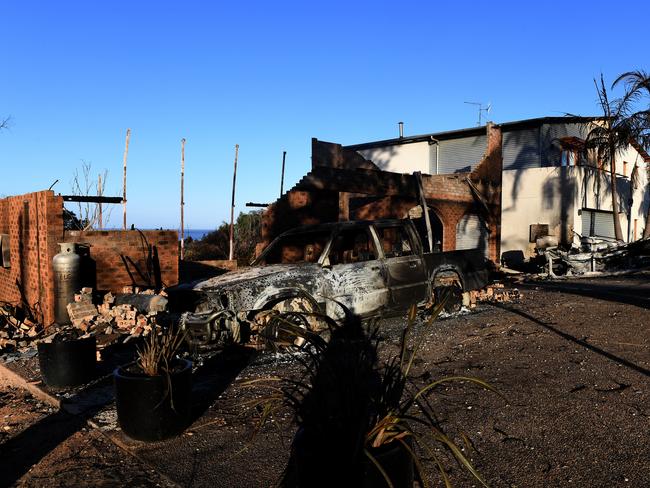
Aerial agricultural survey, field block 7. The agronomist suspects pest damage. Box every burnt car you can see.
[169,219,489,349]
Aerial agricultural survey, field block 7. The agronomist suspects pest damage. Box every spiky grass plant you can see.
[363,301,498,487]
[137,325,187,376]
[243,297,500,488]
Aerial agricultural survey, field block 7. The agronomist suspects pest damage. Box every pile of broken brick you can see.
[0,304,42,352]
[1,287,169,354]
[467,283,521,307]
[58,287,168,348]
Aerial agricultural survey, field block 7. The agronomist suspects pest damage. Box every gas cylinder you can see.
[53,243,80,324]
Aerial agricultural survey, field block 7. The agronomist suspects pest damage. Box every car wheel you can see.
[257,297,319,349]
[435,285,463,314]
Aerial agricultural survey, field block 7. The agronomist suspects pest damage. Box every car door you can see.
[319,225,389,319]
[373,222,427,310]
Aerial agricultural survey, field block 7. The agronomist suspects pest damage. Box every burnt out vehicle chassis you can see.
[168,219,489,350]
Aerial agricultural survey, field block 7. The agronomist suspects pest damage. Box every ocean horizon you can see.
[182,229,212,241]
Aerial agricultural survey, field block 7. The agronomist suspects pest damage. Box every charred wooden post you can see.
[338,192,349,221]
[413,171,433,253]
[229,144,239,262]
[122,128,131,231]
[280,150,286,197]
[180,138,186,260]
[97,174,103,230]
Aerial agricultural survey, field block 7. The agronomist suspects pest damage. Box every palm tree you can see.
[613,70,650,238]
[582,74,638,242]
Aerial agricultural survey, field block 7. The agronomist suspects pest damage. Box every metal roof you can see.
[344,116,603,151]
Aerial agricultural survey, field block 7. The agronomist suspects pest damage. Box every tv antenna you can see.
[464,101,492,126]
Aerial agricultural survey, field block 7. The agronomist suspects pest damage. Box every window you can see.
[376,225,414,258]
[558,137,586,167]
[560,150,576,167]
[0,234,9,268]
[260,230,331,265]
[326,228,377,265]
[580,209,626,239]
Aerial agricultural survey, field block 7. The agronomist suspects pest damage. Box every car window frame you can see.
[253,228,336,266]
[322,224,381,266]
[372,221,421,259]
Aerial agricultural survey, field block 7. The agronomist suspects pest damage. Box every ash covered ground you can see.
[2,273,650,487]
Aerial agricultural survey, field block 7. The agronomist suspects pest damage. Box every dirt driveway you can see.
[2,273,649,487]
[407,273,650,487]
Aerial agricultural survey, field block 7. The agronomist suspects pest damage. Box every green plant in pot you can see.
[114,325,192,442]
[246,298,498,488]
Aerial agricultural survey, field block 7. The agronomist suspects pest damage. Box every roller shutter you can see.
[437,135,487,174]
[581,210,625,239]
[502,128,540,169]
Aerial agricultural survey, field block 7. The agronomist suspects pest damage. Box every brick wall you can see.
[259,135,503,263]
[419,173,497,256]
[260,190,339,245]
[0,190,179,326]
[64,230,179,292]
[469,123,503,261]
[0,191,64,325]
[351,196,418,221]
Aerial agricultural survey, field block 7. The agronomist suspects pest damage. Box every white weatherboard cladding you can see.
[456,214,488,254]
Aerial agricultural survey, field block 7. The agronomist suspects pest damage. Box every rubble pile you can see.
[60,287,168,348]
[537,235,650,277]
[600,236,650,269]
[1,287,169,355]
[0,304,43,352]
[468,283,521,306]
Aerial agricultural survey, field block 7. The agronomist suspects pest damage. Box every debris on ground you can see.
[56,287,167,348]
[0,386,54,443]
[0,385,177,488]
[468,283,522,307]
[1,287,170,355]
[0,304,43,353]
[513,235,650,279]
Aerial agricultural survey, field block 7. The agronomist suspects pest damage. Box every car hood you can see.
[190,263,320,292]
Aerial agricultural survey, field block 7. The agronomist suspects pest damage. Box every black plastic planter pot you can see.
[37,336,97,387]
[363,439,415,488]
[114,359,192,442]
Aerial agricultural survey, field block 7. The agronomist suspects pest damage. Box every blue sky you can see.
[1,1,648,229]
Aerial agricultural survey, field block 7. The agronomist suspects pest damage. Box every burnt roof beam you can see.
[61,195,124,204]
